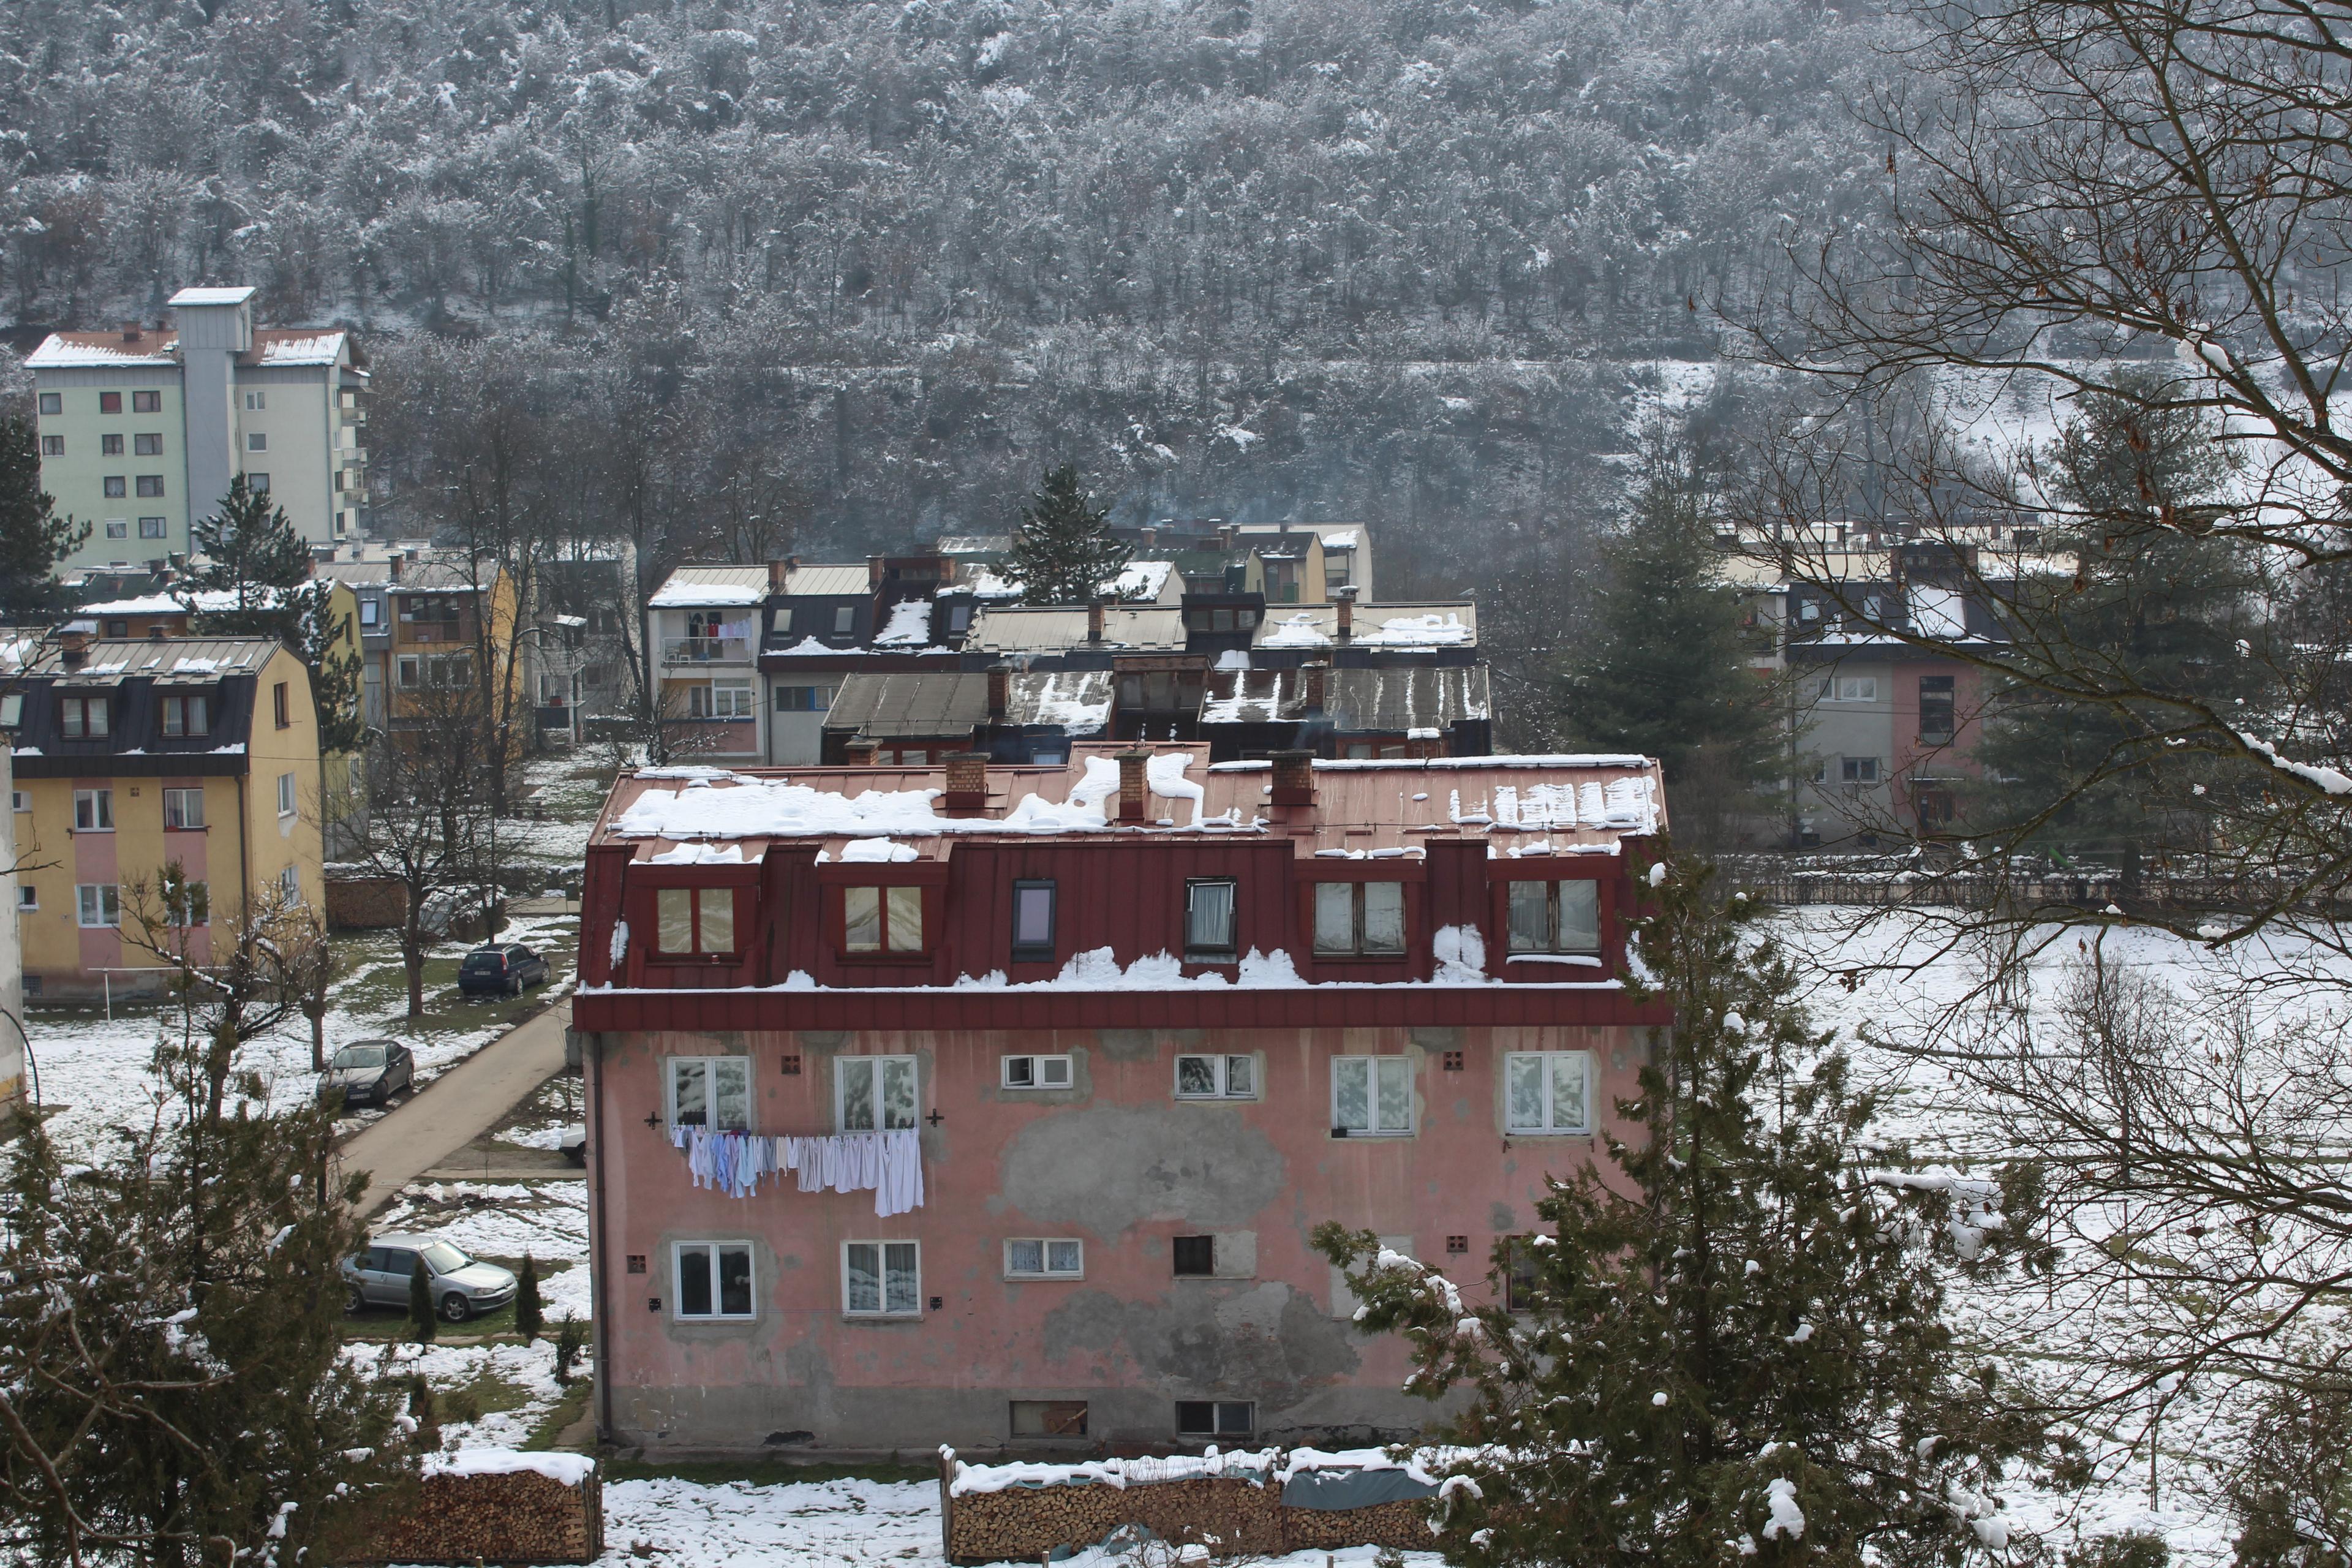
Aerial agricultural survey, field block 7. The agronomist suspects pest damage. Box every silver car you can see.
[344,1233,518,1323]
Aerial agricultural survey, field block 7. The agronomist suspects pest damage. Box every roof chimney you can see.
[1302,660,1329,714]
[1270,748,1314,807]
[868,554,886,589]
[120,323,141,342]
[944,752,989,815]
[1405,731,1446,759]
[1141,524,1158,551]
[845,737,880,766]
[1115,750,1150,823]
[1086,599,1106,643]
[986,663,1011,721]
[58,627,90,667]
[387,551,403,581]
[769,558,792,590]
[1333,584,1356,639]
[1218,523,1239,553]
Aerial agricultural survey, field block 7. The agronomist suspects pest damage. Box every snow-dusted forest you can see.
[0,0,1893,580]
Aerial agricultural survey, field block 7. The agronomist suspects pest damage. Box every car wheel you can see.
[507,974,522,997]
[439,1292,473,1324]
[346,1284,367,1315]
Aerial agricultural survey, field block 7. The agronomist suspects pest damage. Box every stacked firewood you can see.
[356,1462,602,1564]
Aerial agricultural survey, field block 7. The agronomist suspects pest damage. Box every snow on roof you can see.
[254,331,346,366]
[870,598,937,647]
[1259,612,1331,648]
[1322,530,1360,550]
[79,586,298,616]
[963,560,1174,603]
[169,285,257,306]
[26,334,179,369]
[769,636,845,656]
[1362,612,1471,646]
[422,1448,597,1487]
[1012,669,1113,733]
[967,605,1187,652]
[650,567,769,608]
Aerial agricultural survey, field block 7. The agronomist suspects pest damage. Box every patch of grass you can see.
[598,1456,936,1487]
[524,1379,594,1450]
[442,1368,537,1425]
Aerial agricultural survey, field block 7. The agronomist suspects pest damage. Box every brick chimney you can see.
[1302,660,1329,714]
[845,737,880,766]
[769,558,791,590]
[1333,584,1356,639]
[986,663,1011,721]
[1141,525,1158,551]
[1086,600,1106,643]
[1405,730,1446,759]
[943,752,989,815]
[387,551,403,581]
[868,554,886,589]
[1218,522,1239,553]
[1115,750,1150,823]
[1270,748,1314,807]
[121,323,141,342]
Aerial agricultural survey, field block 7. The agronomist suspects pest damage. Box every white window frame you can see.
[276,772,297,817]
[1820,675,1879,703]
[163,787,206,829]
[1506,879,1602,955]
[1184,878,1238,957]
[1174,1053,1256,1101]
[1001,1054,1073,1090]
[1312,881,1406,956]
[72,789,112,832]
[1505,1051,1594,1136]
[278,864,300,902]
[359,598,380,627]
[1332,1055,1414,1136]
[245,390,267,411]
[17,884,37,910]
[247,432,267,451]
[9,789,26,812]
[1841,756,1882,785]
[842,1240,922,1317]
[836,1055,919,1131]
[709,679,754,718]
[673,1240,755,1320]
[1003,1238,1084,1280]
[832,605,856,636]
[76,884,121,929]
[667,1056,751,1129]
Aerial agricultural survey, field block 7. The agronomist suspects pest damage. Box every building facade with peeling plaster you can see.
[571,744,1671,1452]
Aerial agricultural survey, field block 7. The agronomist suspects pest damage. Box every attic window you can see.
[654,886,737,956]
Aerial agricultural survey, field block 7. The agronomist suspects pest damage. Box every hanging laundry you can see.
[675,1123,925,1215]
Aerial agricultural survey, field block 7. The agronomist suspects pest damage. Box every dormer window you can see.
[655,887,737,956]
[843,886,923,954]
[160,694,209,737]
[59,695,108,739]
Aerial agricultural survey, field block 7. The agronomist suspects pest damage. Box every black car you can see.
[458,942,552,997]
[322,1039,413,1107]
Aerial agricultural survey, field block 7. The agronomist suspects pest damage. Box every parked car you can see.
[559,1124,589,1167]
[343,1234,518,1322]
[320,1039,413,1107]
[458,942,552,997]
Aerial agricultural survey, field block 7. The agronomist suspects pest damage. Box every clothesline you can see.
[669,1124,924,1217]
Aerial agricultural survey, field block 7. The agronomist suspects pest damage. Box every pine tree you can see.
[514,1253,544,1341]
[1977,372,2267,866]
[1316,848,2059,1568]
[1558,430,1781,847]
[0,413,88,622]
[409,1255,437,1344]
[185,476,368,755]
[0,888,409,1566]
[1005,465,1129,606]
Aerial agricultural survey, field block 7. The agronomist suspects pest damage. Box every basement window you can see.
[1175,1401,1254,1439]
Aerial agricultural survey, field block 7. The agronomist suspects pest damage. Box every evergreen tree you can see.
[1005,465,1129,606]
[1317,850,2058,1568]
[185,477,368,755]
[409,1256,437,1344]
[0,413,88,622]
[1976,372,2268,866]
[0,888,409,1566]
[514,1253,543,1341]
[1558,431,1781,846]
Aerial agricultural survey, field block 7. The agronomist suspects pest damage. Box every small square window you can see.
[674,1241,755,1319]
[132,390,160,413]
[75,884,121,928]
[39,434,61,456]
[16,885,34,911]
[245,390,266,411]
[1002,1054,1073,1090]
[1185,878,1237,957]
[72,789,112,831]
[1174,1054,1255,1100]
[99,391,121,414]
[1004,1238,1084,1279]
[1171,1235,1215,1277]
[1841,756,1882,785]
[1505,1051,1594,1136]
[100,434,124,456]
[833,605,855,636]
[104,477,127,498]
[37,393,60,415]
[163,787,206,829]
[1332,1055,1413,1136]
[843,1240,921,1316]
[1174,1401,1254,1438]
[135,475,164,497]
[247,432,267,451]
[135,433,162,456]
[668,1057,751,1129]
[105,519,127,538]
[138,516,165,538]
[248,472,270,494]
[837,1056,919,1132]
[1506,880,1602,955]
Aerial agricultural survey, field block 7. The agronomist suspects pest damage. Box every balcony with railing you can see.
[662,635,753,665]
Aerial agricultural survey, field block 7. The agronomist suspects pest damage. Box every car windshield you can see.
[333,1045,387,1068]
[418,1242,472,1273]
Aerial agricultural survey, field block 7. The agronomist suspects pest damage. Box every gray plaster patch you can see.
[796,1031,849,1054]
[1000,1105,1284,1235]
[1489,1201,1518,1232]
[1041,1283,1360,1403]
[1409,1025,1462,1050]
[1094,1030,1157,1062]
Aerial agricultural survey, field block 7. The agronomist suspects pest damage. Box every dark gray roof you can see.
[824,671,989,737]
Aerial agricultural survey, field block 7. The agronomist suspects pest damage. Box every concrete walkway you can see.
[339,999,573,1217]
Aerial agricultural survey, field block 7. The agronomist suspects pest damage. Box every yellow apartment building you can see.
[3,636,324,1000]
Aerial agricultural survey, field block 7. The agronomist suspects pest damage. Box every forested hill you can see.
[0,0,1896,595]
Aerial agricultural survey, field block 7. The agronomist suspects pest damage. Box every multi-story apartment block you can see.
[26,287,369,575]
[314,545,524,742]
[573,745,1666,1452]
[3,636,324,1000]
